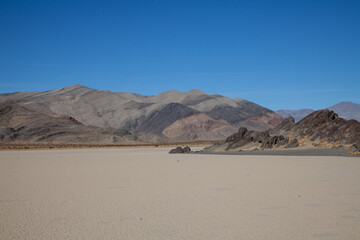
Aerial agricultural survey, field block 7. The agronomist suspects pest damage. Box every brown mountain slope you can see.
[133,103,200,135]
[162,113,238,141]
[0,85,283,141]
[0,103,136,144]
[236,112,284,131]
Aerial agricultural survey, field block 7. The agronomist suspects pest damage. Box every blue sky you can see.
[0,0,359,110]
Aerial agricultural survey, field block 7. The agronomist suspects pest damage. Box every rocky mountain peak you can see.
[62,84,89,90]
[297,109,338,127]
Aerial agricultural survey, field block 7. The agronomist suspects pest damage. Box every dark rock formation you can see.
[271,116,295,132]
[225,127,256,150]
[224,126,289,150]
[261,135,289,149]
[209,109,360,152]
[292,109,360,144]
[169,146,191,154]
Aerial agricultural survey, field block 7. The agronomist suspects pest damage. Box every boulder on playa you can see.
[169,146,191,154]
[183,146,191,153]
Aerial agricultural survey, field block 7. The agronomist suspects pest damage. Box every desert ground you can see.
[1,148,359,239]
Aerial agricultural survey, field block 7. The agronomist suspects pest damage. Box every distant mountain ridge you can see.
[328,102,360,121]
[276,102,360,122]
[276,109,315,122]
[0,85,283,142]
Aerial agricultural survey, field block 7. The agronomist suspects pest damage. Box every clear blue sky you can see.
[1,0,359,110]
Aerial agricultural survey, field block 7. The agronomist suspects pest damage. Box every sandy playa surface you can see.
[1,148,359,239]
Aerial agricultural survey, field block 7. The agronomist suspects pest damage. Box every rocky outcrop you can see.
[207,109,360,152]
[261,135,289,149]
[292,110,360,144]
[271,116,295,132]
[223,126,290,150]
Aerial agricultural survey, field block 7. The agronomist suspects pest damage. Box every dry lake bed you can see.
[0,147,359,239]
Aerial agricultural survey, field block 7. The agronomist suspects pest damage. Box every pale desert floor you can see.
[0,148,359,240]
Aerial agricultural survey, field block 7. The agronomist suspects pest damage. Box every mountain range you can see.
[0,85,283,143]
[276,102,360,122]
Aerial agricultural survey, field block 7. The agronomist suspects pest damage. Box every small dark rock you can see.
[285,139,299,148]
[169,147,184,153]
